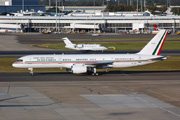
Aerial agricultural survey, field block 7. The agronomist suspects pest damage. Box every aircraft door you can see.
[138,56,142,64]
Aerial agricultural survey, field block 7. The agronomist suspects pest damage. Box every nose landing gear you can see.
[28,68,34,76]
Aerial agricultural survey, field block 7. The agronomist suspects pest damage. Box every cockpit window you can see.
[16,59,23,62]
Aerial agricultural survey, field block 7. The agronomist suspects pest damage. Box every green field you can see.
[34,41,180,51]
[1,57,180,73]
[36,36,180,41]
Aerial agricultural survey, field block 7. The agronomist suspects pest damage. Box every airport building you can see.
[0,14,180,33]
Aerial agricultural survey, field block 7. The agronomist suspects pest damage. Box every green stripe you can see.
[152,30,167,55]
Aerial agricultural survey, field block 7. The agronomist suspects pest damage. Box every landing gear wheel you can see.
[28,68,34,76]
[92,72,99,76]
[90,68,99,76]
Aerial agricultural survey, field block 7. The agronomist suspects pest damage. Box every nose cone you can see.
[12,63,18,68]
[103,47,107,50]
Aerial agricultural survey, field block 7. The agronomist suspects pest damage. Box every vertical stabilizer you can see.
[153,24,158,31]
[62,37,75,47]
[138,30,168,55]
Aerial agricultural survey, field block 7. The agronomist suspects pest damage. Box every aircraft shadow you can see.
[0,95,56,108]
[99,70,180,75]
[33,70,180,76]
[0,103,55,108]
[0,95,28,102]
[109,112,135,116]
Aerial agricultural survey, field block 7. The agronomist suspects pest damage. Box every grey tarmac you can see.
[0,71,180,120]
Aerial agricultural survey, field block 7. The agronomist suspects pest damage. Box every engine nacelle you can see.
[76,44,83,48]
[71,64,87,74]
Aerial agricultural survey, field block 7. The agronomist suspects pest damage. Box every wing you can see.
[84,61,113,68]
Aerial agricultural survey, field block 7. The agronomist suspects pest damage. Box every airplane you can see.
[0,24,23,33]
[62,37,107,51]
[152,25,171,34]
[152,24,162,34]
[0,29,16,33]
[12,30,168,76]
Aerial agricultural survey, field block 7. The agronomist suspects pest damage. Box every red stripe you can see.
[14,61,157,65]
[115,61,157,63]
[157,30,168,55]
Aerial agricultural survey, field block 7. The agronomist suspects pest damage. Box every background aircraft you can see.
[152,24,172,34]
[12,30,168,76]
[152,24,162,34]
[0,24,23,33]
[63,37,107,51]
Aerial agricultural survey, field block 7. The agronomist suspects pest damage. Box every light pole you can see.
[137,0,138,12]
[56,0,58,32]
[22,0,24,12]
[94,0,95,13]
[144,0,146,11]
[49,0,51,6]
[141,0,143,12]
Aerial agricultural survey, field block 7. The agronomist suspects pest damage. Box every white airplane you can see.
[0,29,16,33]
[0,24,23,33]
[12,30,168,76]
[63,37,107,51]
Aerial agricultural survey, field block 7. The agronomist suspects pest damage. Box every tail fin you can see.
[62,37,74,46]
[153,24,158,31]
[138,30,168,55]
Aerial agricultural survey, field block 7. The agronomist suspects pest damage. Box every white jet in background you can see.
[12,30,168,76]
[0,24,23,33]
[63,37,107,51]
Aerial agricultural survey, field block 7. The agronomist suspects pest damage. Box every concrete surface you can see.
[0,77,180,120]
[0,34,53,51]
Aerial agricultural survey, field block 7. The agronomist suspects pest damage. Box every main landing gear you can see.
[28,68,34,76]
[92,68,99,76]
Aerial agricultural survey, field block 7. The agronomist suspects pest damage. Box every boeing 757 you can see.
[63,37,107,51]
[12,30,168,76]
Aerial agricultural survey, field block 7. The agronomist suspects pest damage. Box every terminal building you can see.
[0,15,180,33]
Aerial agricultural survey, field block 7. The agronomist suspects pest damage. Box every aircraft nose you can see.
[12,63,17,68]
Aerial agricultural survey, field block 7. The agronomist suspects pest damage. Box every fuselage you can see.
[66,44,107,51]
[12,54,163,69]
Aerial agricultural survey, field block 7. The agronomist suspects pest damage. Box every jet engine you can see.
[71,64,87,74]
[76,44,83,48]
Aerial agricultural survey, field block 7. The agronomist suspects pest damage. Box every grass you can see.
[1,57,180,73]
[34,41,180,51]
[36,36,180,41]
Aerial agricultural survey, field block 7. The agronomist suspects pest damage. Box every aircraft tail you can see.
[153,24,158,31]
[62,37,75,46]
[138,30,168,55]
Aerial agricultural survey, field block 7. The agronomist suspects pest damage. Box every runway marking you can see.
[159,107,180,117]
[134,95,180,118]
[147,89,180,102]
